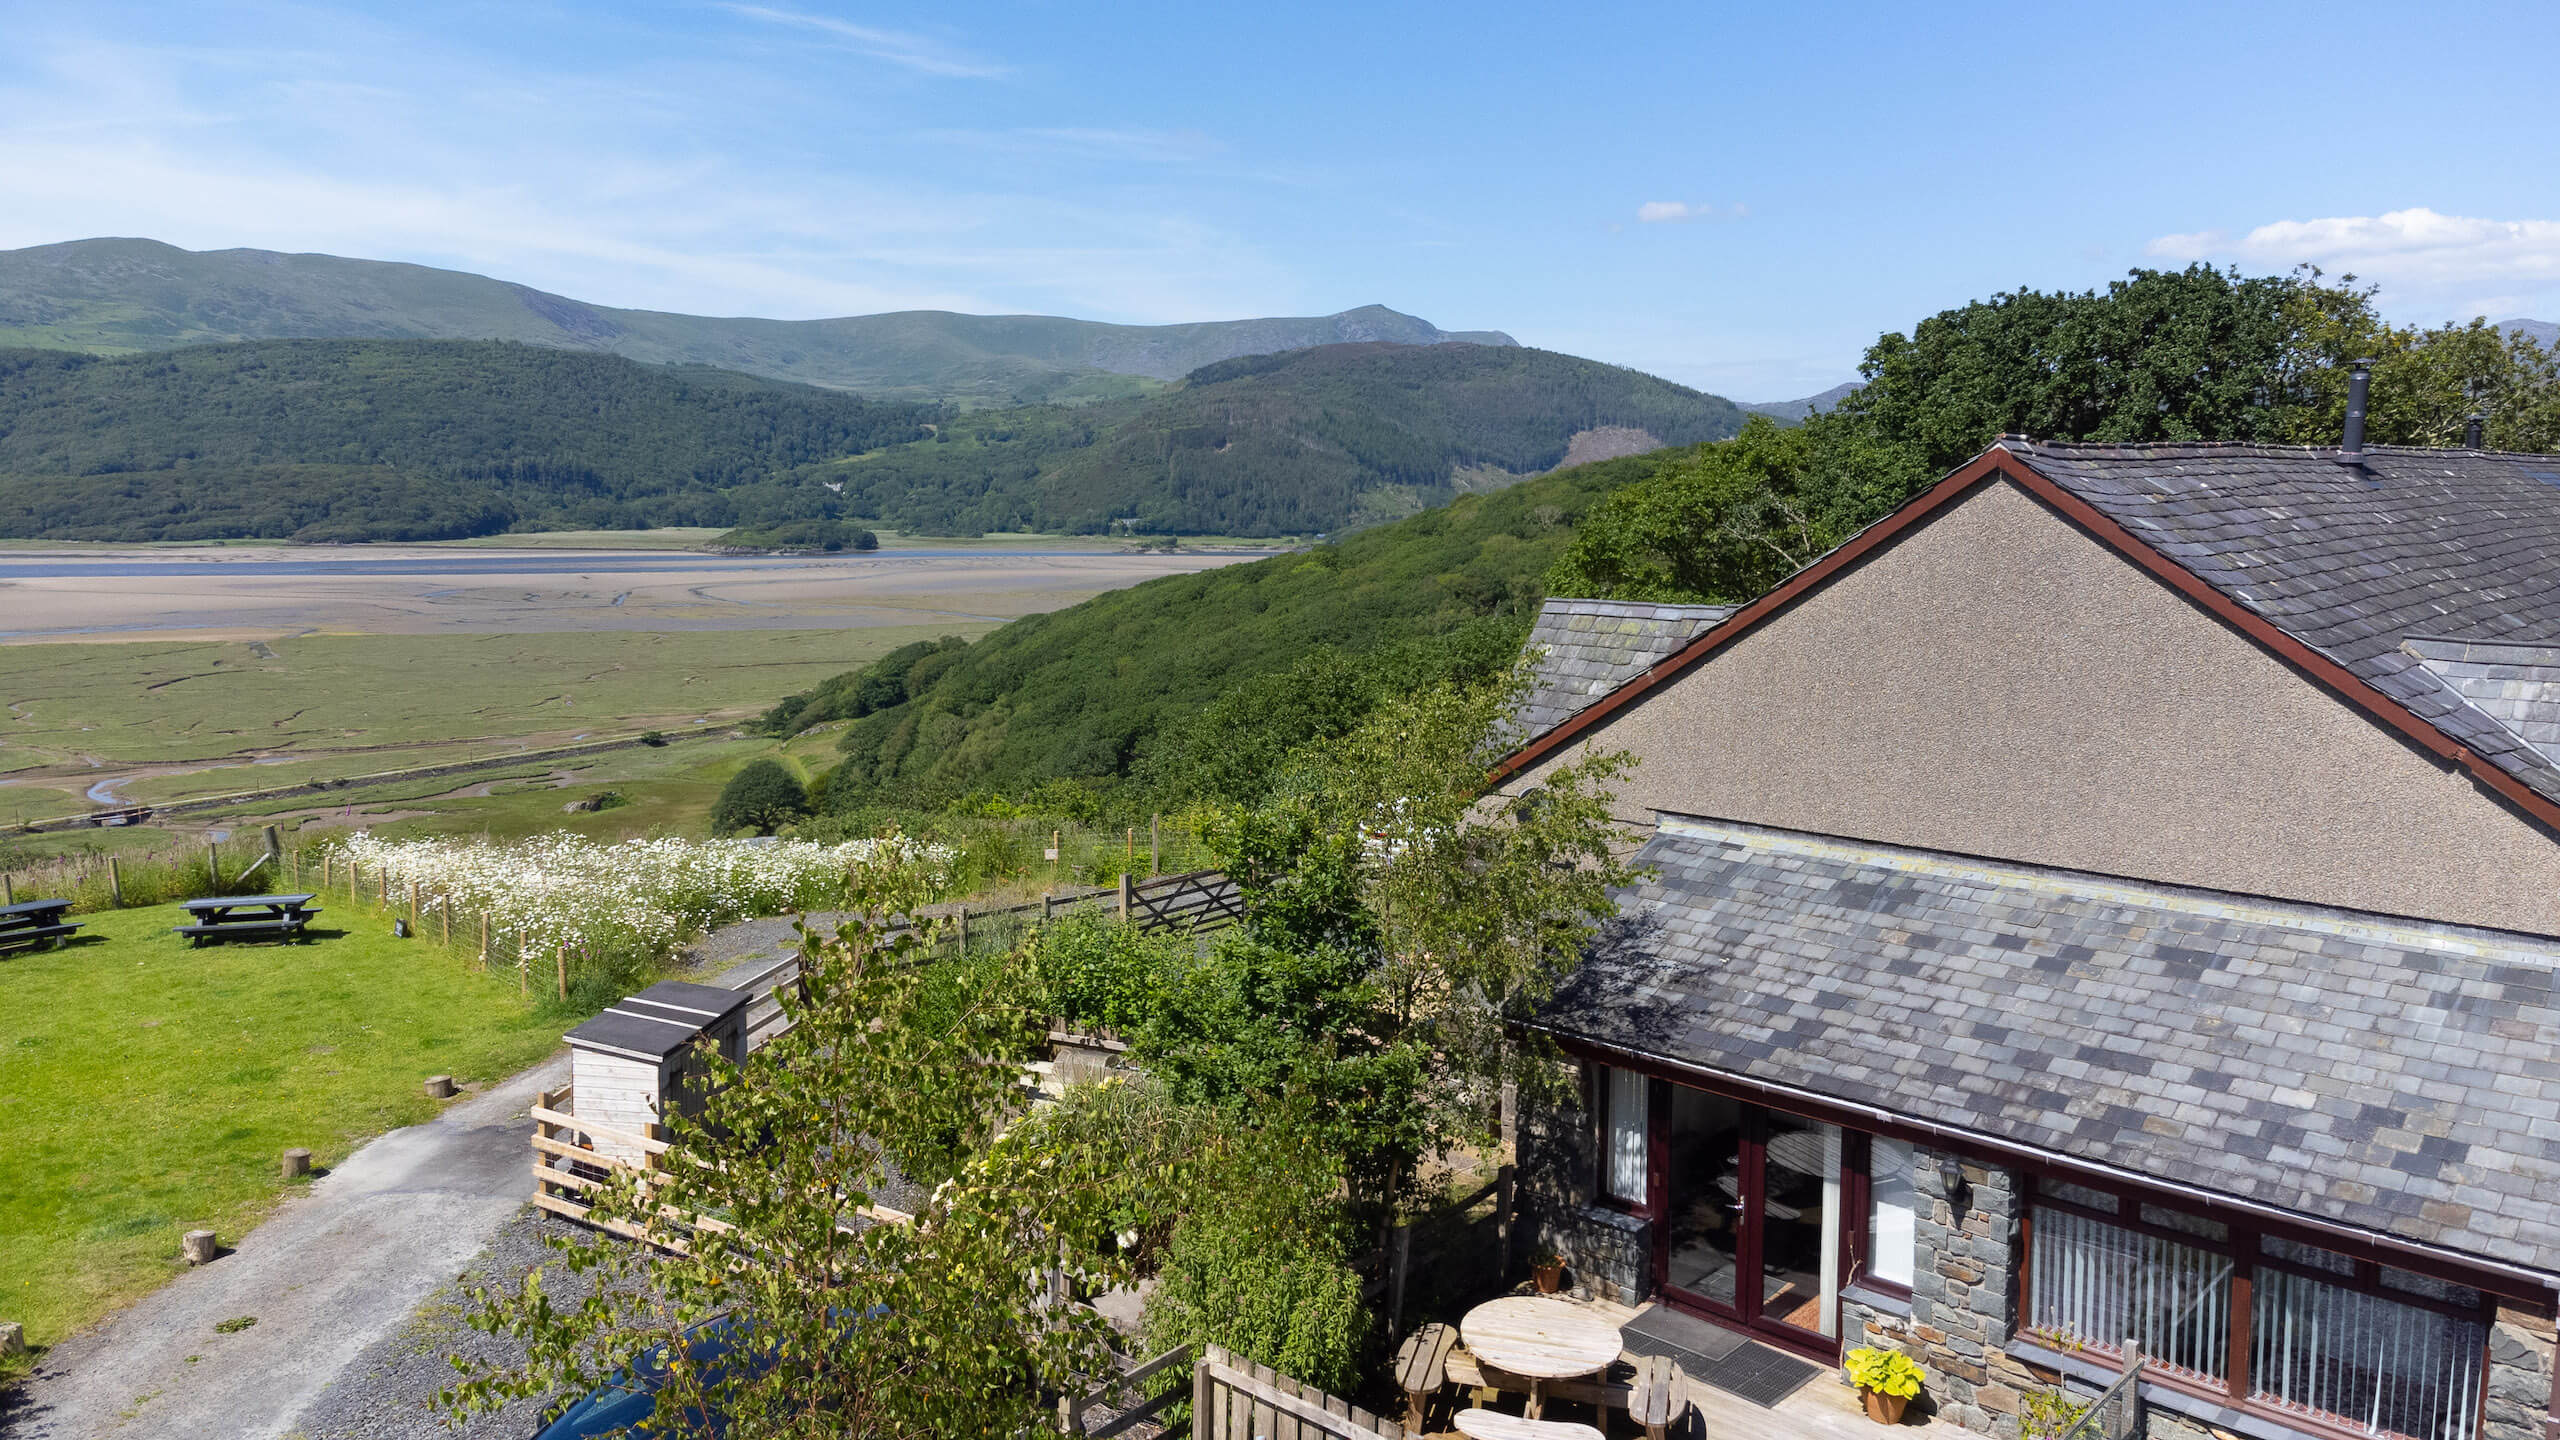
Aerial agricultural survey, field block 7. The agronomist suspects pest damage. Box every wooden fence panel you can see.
[1188,1346,1402,1440]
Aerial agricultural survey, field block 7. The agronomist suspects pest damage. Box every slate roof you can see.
[1542,814,2560,1274]
[1512,599,1734,745]
[2008,440,2560,807]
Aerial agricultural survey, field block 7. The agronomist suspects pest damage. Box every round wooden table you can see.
[1459,1295,1624,1419]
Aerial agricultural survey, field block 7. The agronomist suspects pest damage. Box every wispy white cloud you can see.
[2148,208,2560,319]
[1635,200,1744,224]
[0,16,1309,326]
[717,4,1006,79]
[920,126,1227,165]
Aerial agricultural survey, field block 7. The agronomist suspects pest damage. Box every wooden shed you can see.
[563,980,750,1164]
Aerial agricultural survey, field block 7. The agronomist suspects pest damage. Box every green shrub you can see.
[1142,1114,1370,1394]
[1028,912,1191,1034]
[710,760,810,835]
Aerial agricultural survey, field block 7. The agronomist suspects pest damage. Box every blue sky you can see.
[3,0,2558,399]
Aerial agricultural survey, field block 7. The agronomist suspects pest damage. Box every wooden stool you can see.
[1395,1322,1462,1432]
[1629,1355,1691,1440]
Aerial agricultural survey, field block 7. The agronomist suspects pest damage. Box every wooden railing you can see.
[1190,1344,1405,1440]
[1059,1342,1197,1439]
[2051,1346,2146,1440]
[725,869,1241,1053]
[528,1082,911,1249]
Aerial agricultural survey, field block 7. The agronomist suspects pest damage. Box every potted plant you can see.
[1843,1347,1924,1425]
[1528,1247,1565,1294]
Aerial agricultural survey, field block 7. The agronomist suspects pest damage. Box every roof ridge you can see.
[2010,437,2560,462]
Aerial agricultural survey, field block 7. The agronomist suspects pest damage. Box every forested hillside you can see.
[761,447,1690,815]
[0,238,1514,405]
[0,341,931,540]
[792,342,1748,534]
[0,337,1745,541]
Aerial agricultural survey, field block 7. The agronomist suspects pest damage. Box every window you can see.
[1603,1067,1648,1204]
[1864,1137,1918,1290]
[2027,1182,2492,1440]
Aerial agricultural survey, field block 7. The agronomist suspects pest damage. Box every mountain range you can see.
[0,238,1515,406]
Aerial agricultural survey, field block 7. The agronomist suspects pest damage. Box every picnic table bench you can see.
[0,898,80,956]
[177,893,322,945]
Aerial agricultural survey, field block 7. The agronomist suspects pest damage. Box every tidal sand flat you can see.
[0,543,1266,642]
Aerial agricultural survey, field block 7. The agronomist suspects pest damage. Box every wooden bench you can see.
[1395,1322,1463,1432]
[1452,1410,1604,1440]
[176,894,320,945]
[1446,1348,1693,1440]
[0,899,80,957]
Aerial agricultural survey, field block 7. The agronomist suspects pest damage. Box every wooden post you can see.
[1051,829,1061,886]
[263,825,281,865]
[281,1147,312,1178]
[379,869,389,908]
[1151,813,1160,876]
[1124,826,1134,872]
[1042,892,1055,922]
[2,875,12,905]
[556,942,569,1002]
[479,911,490,969]
[409,881,419,923]
[107,858,122,908]
[182,1229,218,1266]
[957,904,969,952]
[1389,1223,1412,1341]
[1191,1351,1212,1440]
[1119,871,1133,921]
[1498,1079,1519,1282]
[207,840,221,889]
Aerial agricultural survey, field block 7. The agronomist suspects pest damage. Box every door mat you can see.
[1619,1306,1823,1409]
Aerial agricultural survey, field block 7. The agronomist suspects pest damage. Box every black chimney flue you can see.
[2338,359,2372,464]
[2466,413,2485,449]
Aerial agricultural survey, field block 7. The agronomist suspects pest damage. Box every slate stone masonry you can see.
[1844,1148,2039,1439]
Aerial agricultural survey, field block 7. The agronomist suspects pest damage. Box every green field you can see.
[0,903,564,1353]
[0,627,983,824]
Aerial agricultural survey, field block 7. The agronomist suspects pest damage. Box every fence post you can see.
[1119,871,1133,921]
[108,858,123,908]
[1043,892,1054,922]
[207,840,221,889]
[557,942,569,1002]
[1498,1079,1518,1282]
[1,875,10,905]
[958,904,969,952]
[409,881,420,924]
[1151,813,1161,876]
[1388,1223,1412,1342]
[479,911,490,969]
[1192,1353,1213,1440]
[1051,829,1061,887]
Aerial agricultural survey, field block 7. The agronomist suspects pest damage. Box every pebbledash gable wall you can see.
[1497,479,2560,938]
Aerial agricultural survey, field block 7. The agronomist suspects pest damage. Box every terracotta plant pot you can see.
[1860,1388,1910,1426]
[1531,1261,1564,1294]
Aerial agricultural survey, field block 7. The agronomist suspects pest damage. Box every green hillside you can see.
[0,341,931,541]
[0,337,1743,542]
[762,446,1693,814]
[0,238,1515,406]
[798,342,1749,534]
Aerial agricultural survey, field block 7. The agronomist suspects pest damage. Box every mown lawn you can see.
[0,902,565,1353]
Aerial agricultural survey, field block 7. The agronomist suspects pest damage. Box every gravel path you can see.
[284,1204,605,1440]
[4,1054,569,1440]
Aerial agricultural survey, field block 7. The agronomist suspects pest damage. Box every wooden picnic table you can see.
[1460,1296,1625,1420]
[0,897,80,956]
[177,893,322,945]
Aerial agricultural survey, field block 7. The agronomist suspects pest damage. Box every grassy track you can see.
[0,903,564,1352]
[0,627,981,821]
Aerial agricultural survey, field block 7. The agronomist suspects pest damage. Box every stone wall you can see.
[1844,1147,2040,1439]
[1513,1069,1650,1306]
[2484,1304,2556,1440]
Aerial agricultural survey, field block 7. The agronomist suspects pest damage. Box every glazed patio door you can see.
[1658,1085,1843,1349]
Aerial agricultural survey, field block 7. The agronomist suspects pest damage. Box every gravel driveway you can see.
[3,1053,569,1440]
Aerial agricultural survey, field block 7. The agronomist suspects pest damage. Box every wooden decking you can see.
[1474,1295,1986,1440]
